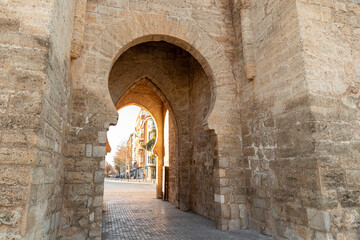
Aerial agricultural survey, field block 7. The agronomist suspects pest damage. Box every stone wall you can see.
[83,0,235,62]
[27,0,74,238]
[297,1,360,239]
[232,0,360,239]
[189,58,215,220]
[0,0,74,239]
[167,106,180,207]
[234,0,331,237]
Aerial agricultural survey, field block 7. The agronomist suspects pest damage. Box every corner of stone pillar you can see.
[155,148,163,200]
[70,0,87,59]
[239,0,256,81]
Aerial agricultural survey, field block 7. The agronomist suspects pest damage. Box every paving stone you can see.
[102,181,272,240]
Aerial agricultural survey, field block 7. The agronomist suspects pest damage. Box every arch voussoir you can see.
[99,35,119,59]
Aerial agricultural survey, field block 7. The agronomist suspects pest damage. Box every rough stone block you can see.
[219,178,229,187]
[97,131,107,144]
[94,171,104,183]
[228,219,241,230]
[345,170,360,187]
[66,144,85,157]
[230,204,240,219]
[307,208,330,232]
[99,160,105,169]
[71,184,92,196]
[0,93,9,113]
[0,14,20,32]
[93,146,106,157]
[87,198,93,208]
[239,204,247,219]
[86,144,92,157]
[65,172,93,184]
[253,198,268,209]
[0,210,21,226]
[338,188,360,207]
[79,217,88,227]
[0,166,30,185]
[95,184,104,195]
[218,158,229,168]
[314,232,333,240]
[89,212,94,222]
[214,194,225,204]
[89,229,101,237]
[0,147,34,165]
[93,196,103,207]
[8,92,42,114]
[0,186,27,207]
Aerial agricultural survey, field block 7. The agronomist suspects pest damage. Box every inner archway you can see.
[108,41,216,220]
[106,104,161,186]
[114,79,172,200]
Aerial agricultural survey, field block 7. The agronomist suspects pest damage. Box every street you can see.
[103,180,156,195]
[102,180,272,240]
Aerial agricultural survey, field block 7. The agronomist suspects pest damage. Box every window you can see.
[150,132,155,139]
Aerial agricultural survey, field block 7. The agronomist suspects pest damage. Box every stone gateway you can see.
[0,0,359,239]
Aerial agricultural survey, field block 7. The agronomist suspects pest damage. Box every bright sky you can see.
[106,105,141,165]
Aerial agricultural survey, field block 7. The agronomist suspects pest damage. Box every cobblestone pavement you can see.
[102,180,272,240]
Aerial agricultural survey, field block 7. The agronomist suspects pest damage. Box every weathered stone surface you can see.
[0,210,21,226]
[214,194,225,204]
[1,0,359,239]
[93,146,106,158]
[97,132,107,144]
[92,197,103,207]
[0,186,27,207]
[94,171,104,183]
[307,208,331,232]
[86,144,93,157]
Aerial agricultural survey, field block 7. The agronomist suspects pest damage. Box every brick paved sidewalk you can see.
[102,181,272,240]
[105,178,156,184]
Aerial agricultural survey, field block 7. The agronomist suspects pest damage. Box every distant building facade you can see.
[133,109,157,180]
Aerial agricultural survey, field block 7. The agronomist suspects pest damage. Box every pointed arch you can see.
[79,14,236,133]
